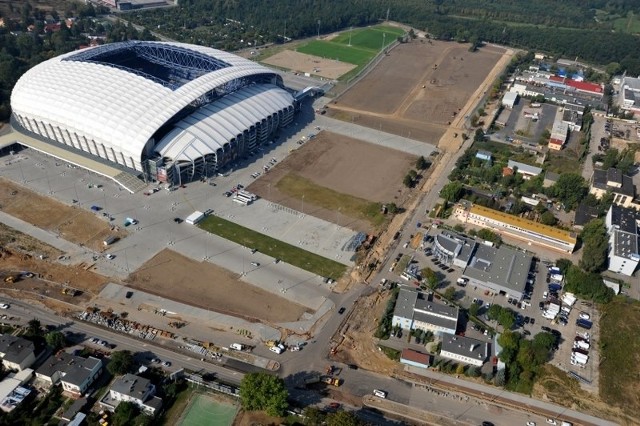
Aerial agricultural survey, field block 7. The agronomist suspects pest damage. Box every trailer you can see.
[304,375,321,386]
[574,340,590,350]
[185,211,205,225]
[576,319,593,330]
[102,235,118,246]
[237,190,257,201]
[234,194,253,203]
[572,347,589,356]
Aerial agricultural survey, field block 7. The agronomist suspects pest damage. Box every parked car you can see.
[173,217,183,223]
[338,307,346,315]
[541,326,551,332]
[579,312,590,320]
[163,361,172,367]
[0,304,9,309]
[105,254,115,260]
[250,262,260,267]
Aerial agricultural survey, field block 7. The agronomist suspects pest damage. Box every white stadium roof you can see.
[11,41,291,169]
[156,84,293,162]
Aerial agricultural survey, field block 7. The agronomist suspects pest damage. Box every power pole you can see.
[284,20,287,42]
[317,20,321,39]
[386,8,390,22]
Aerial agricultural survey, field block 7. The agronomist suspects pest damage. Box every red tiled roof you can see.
[401,348,432,366]
[566,80,603,93]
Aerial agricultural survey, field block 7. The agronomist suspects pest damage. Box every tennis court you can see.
[178,393,237,426]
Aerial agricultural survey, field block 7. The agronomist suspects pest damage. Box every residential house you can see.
[0,335,35,372]
[100,374,163,416]
[440,333,488,366]
[36,352,102,397]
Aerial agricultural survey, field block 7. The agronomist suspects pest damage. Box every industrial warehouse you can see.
[9,41,297,191]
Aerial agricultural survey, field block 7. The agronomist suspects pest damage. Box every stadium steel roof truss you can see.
[64,41,231,90]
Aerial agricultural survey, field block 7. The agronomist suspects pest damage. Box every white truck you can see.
[230,343,245,351]
[574,340,590,350]
[571,352,589,364]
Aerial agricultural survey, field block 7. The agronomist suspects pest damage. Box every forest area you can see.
[127,0,640,74]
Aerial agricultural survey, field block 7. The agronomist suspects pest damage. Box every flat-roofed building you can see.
[549,120,569,151]
[605,204,640,276]
[440,333,488,366]
[506,160,542,180]
[453,202,577,253]
[462,244,532,301]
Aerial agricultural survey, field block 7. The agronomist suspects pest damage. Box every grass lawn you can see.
[297,40,374,65]
[543,151,581,174]
[599,297,640,415]
[330,25,405,50]
[199,214,347,279]
[613,12,640,34]
[276,173,387,229]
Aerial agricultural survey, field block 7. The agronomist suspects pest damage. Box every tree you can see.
[455,363,466,375]
[579,219,608,273]
[327,410,362,426]
[45,331,66,351]
[540,211,558,226]
[497,308,516,330]
[440,181,464,202]
[444,287,456,301]
[468,302,479,317]
[416,156,428,170]
[26,319,42,337]
[555,258,572,274]
[113,402,138,426]
[239,372,288,416]
[403,174,414,188]
[107,350,134,376]
[476,228,501,245]
[551,173,587,210]
[303,407,326,426]
[421,267,438,290]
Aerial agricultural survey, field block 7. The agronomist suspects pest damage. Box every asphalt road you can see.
[1,296,244,385]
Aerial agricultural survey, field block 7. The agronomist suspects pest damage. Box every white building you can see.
[0,369,32,413]
[502,91,518,108]
[100,374,162,416]
[605,205,640,276]
[36,352,102,397]
[440,333,488,366]
[0,335,35,372]
[392,287,459,336]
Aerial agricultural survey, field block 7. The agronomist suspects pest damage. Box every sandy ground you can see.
[327,40,504,145]
[126,249,309,324]
[0,178,127,251]
[331,289,402,375]
[247,131,417,233]
[262,50,356,79]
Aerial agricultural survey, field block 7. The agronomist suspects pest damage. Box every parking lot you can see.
[492,100,557,146]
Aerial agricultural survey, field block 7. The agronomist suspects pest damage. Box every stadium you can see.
[10,41,296,190]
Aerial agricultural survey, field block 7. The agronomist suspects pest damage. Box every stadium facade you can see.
[10,41,296,185]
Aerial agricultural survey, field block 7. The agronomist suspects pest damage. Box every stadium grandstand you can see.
[10,41,296,191]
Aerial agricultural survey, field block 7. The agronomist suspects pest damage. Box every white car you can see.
[105,254,115,260]
[546,419,557,425]
[579,312,590,320]
[527,422,536,426]
[0,304,9,309]
[543,291,548,299]
[373,389,387,399]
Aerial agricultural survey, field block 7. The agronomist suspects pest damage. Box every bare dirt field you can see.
[0,178,126,251]
[126,249,309,324]
[262,50,355,80]
[248,131,417,232]
[327,40,505,145]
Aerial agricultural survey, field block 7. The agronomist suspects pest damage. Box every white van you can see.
[270,346,283,354]
[373,389,387,398]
